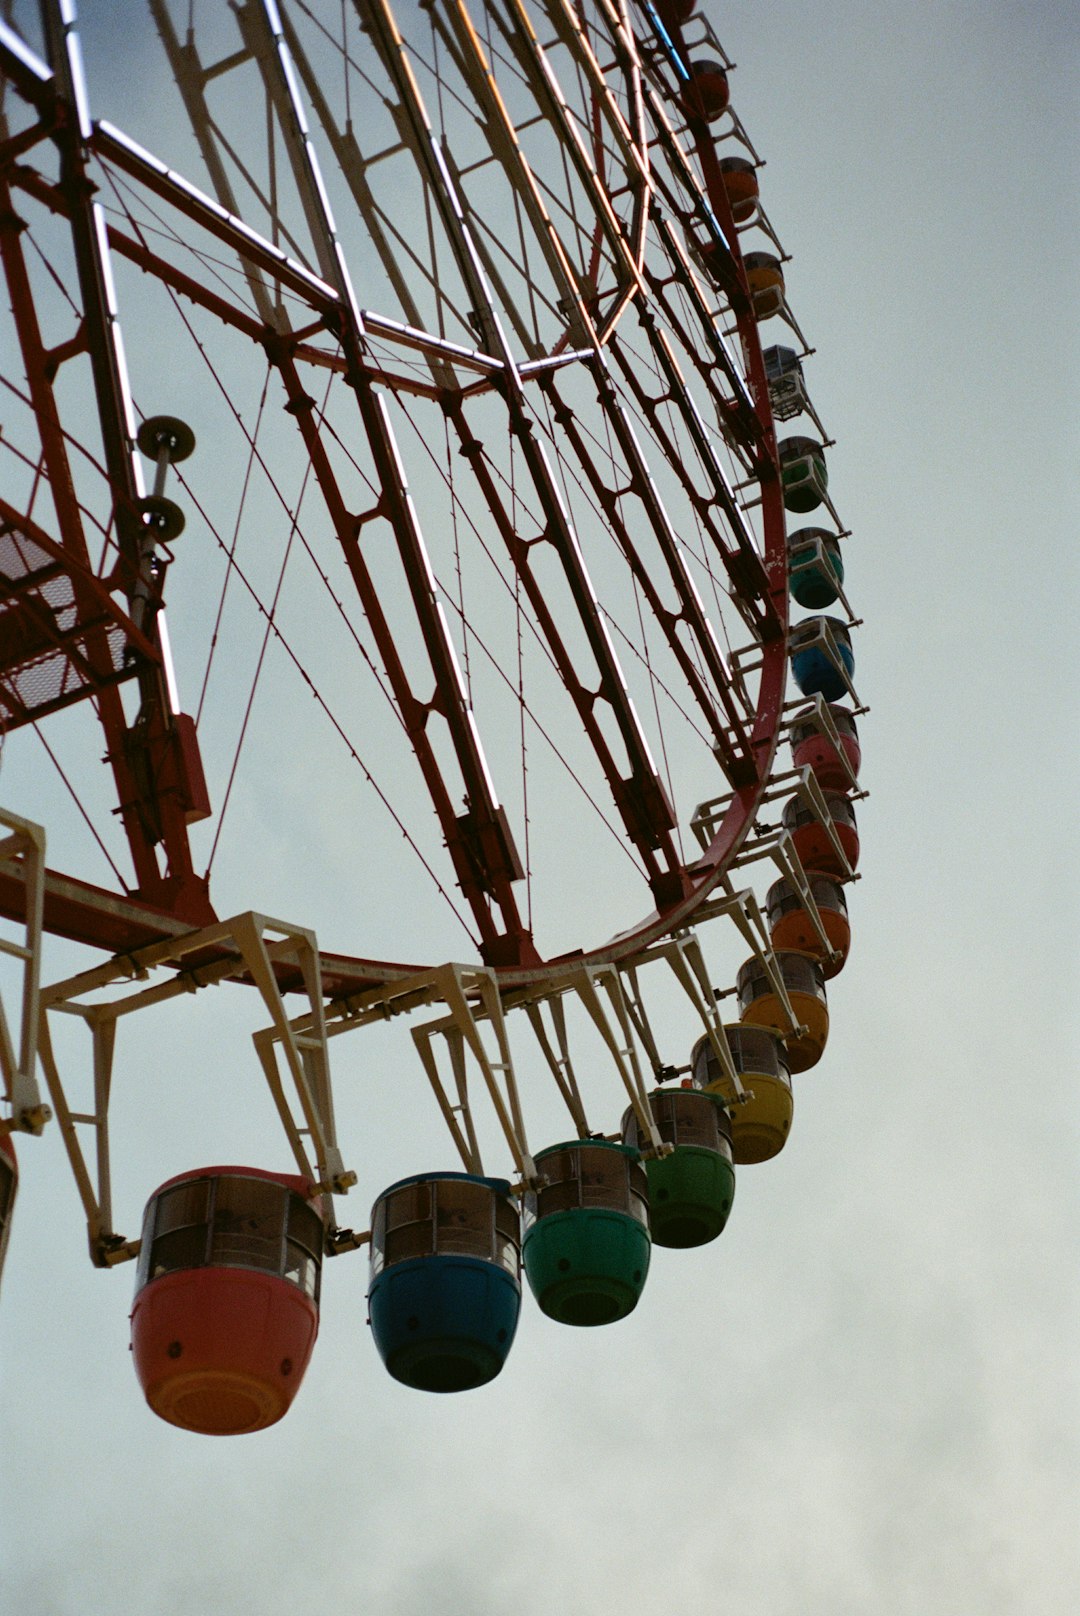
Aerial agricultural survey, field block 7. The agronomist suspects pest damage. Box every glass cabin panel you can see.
[813,878,847,915]
[384,1218,434,1266]
[579,1149,627,1212]
[784,794,855,834]
[154,1178,210,1237]
[728,1026,784,1079]
[785,955,825,996]
[669,1093,721,1148]
[492,1234,518,1275]
[385,1181,431,1230]
[737,962,769,1006]
[536,1177,582,1219]
[645,1094,676,1146]
[369,1198,388,1276]
[380,1180,436,1268]
[135,1201,156,1289]
[149,1223,209,1280]
[287,1196,323,1254]
[283,1242,319,1299]
[493,1198,521,1273]
[627,1160,649,1225]
[209,1176,285,1273]
[434,1179,494,1260]
[538,1149,575,1188]
[495,1196,520,1246]
[283,1197,323,1298]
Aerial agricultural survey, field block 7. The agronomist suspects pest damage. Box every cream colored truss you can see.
[0,809,49,1136]
[36,911,350,1267]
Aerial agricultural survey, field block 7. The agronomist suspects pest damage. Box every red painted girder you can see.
[536,361,757,781]
[266,337,536,966]
[2,24,210,923]
[443,394,688,902]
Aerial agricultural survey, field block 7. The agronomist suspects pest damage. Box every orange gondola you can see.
[737,953,829,1072]
[681,59,729,122]
[718,156,759,223]
[130,1166,324,1435]
[766,876,851,978]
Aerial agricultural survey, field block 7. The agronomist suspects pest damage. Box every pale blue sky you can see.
[1,3,1077,1613]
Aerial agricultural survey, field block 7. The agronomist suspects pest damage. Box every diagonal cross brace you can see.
[36,910,350,1267]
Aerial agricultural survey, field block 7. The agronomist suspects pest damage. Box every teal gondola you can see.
[788,527,845,609]
[523,1141,650,1327]
[622,1088,735,1248]
[778,435,828,513]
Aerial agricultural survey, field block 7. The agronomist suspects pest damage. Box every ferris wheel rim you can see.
[0,0,795,983]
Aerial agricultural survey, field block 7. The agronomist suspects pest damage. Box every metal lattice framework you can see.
[0,1,864,1247]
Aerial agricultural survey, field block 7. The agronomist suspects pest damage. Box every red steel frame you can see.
[0,0,788,992]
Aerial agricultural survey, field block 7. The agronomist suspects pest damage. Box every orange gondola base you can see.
[129,1166,324,1436]
[767,877,852,978]
[738,954,830,1073]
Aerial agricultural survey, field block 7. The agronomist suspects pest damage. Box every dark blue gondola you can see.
[790,615,855,701]
[367,1172,521,1393]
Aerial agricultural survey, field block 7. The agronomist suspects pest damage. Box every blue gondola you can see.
[368,1173,521,1393]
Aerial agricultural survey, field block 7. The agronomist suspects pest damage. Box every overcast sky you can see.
[1,2,1077,1613]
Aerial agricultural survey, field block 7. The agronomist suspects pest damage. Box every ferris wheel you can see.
[0,0,864,1427]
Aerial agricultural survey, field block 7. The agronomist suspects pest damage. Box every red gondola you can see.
[783,791,859,877]
[0,1136,16,1289]
[130,1167,324,1435]
[682,60,730,122]
[790,705,862,790]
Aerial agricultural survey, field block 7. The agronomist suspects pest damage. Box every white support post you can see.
[412,964,535,1184]
[714,829,838,994]
[0,810,50,1135]
[565,965,662,1153]
[37,910,351,1267]
[36,1005,134,1264]
[410,1014,484,1176]
[614,963,666,1077]
[621,930,746,1098]
[521,994,590,1141]
[231,913,352,1197]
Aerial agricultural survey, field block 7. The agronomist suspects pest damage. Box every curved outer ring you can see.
[1,12,788,993]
